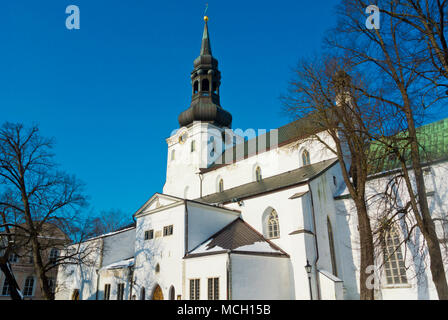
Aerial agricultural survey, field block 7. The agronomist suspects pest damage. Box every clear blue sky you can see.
[1,1,443,219]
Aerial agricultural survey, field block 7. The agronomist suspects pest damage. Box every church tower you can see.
[178,16,232,129]
[163,16,235,199]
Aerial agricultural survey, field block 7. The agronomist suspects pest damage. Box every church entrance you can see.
[152,285,163,300]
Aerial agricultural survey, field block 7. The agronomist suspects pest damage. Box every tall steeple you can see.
[178,16,232,128]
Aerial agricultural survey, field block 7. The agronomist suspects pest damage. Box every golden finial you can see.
[204,3,209,22]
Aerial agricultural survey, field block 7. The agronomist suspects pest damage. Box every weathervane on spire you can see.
[204,3,209,22]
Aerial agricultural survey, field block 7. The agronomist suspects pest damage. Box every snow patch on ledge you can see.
[101,258,134,270]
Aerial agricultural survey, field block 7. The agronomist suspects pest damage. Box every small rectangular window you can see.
[2,279,10,296]
[191,140,196,152]
[144,230,154,240]
[47,278,56,294]
[117,283,125,300]
[189,279,200,300]
[207,278,219,300]
[163,225,173,236]
[23,277,35,296]
[8,253,18,263]
[104,284,111,300]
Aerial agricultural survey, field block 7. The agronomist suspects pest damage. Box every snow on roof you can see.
[100,257,134,270]
[186,218,288,258]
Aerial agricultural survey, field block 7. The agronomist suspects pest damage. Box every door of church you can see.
[152,285,163,300]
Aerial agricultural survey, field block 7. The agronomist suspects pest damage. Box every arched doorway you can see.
[152,285,163,300]
[71,289,80,300]
[169,286,175,300]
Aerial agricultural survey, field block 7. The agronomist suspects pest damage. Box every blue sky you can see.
[1,1,442,219]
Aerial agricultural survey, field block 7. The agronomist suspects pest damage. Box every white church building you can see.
[55,17,448,300]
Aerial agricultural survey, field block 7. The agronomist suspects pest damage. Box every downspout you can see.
[226,252,232,300]
[95,238,105,300]
[128,266,134,300]
[307,181,321,300]
[182,200,189,299]
[197,172,204,198]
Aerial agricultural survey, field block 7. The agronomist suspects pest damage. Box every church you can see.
[54,16,448,300]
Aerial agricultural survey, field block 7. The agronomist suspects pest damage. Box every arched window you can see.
[255,166,262,182]
[169,286,175,300]
[155,263,160,273]
[202,79,210,92]
[302,149,310,166]
[171,150,175,161]
[193,81,199,94]
[218,179,224,193]
[140,287,146,300]
[327,217,338,276]
[383,227,407,285]
[265,209,280,239]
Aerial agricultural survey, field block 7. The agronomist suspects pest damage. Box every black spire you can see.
[178,17,232,128]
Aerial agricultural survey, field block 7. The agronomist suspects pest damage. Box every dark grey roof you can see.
[201,114,326,172]
[185,218,289,258]
[197,158,338,204]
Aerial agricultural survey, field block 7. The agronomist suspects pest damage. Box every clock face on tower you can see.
[179,133,188,144]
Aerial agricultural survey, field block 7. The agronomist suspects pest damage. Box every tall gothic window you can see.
[255,166,262,182]
[266,209,280,239]
[302,149,310,166]
[218,179,224,192]
[327,217,338,277]
[383,227,408,285]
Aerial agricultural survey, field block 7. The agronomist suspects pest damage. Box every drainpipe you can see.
[95,269,100,300]
[197,172,204,198]
[226,252,232,300]
[95,238,105,300]
[128,265,134,300]
[307,181,321,300]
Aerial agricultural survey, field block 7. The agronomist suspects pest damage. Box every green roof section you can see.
[369,117,448,174]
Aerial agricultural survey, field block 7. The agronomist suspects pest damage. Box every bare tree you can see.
[283,57,387,299]
[325,0,448,299]
[87,209,133,238]
[0,122,88,300]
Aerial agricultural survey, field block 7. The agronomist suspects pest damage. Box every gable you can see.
[134,193,184,217]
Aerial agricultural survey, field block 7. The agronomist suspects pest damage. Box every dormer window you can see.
[255,166,262,182]
[302,149,310,166]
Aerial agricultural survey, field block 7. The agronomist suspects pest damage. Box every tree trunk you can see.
[355,198,375,300]
[405,109,448,300]
[0,260,23,300]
